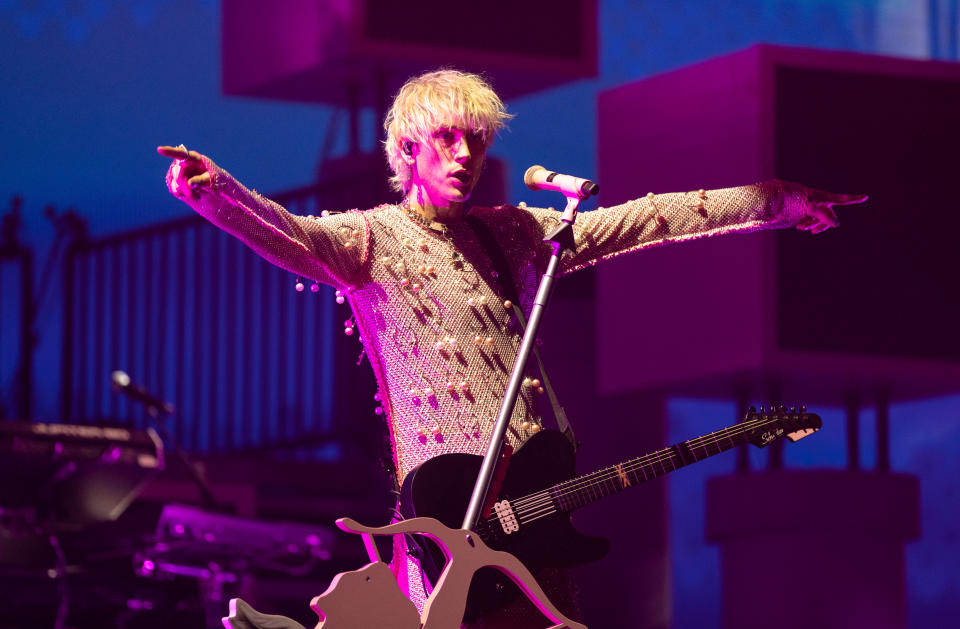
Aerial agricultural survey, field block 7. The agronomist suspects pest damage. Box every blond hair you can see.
[384,69,513,194]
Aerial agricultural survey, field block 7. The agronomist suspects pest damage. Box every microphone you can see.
[111,370,174,416]
[524,165,599,199]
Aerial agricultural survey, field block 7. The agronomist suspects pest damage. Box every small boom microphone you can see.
[111,370,174,416]
[524,165,599,199]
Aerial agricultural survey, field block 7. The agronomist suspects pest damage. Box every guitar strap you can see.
[466,213,578,453]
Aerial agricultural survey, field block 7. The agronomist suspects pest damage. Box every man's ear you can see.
[400,140,416,165]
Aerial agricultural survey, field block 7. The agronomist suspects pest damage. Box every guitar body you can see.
[397,408,823,621]
[399,430,609,620]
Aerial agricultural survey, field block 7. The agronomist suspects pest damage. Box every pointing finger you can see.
[828,192,868,206]
[157,145,202,161]
[157,145,188,159]
[810,190,869,206]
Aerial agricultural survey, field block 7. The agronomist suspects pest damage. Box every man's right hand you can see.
[158,145,212,200]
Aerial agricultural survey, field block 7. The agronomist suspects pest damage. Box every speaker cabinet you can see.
[222,0,597,106]
[595,45,960,403]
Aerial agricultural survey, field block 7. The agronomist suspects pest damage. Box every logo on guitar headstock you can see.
[760,428,785,445]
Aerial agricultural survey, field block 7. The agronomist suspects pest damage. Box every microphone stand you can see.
[147,406,224,512]
[461,192,584,531]
[112,375,223,511]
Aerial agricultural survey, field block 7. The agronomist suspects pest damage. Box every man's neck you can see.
[405,194,466,224]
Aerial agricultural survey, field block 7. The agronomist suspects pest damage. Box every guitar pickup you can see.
[493,500,520,534]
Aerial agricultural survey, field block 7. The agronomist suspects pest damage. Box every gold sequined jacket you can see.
[169,158,808,484]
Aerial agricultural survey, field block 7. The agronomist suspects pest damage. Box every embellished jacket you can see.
[170,158,807,484]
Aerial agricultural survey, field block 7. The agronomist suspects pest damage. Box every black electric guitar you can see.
[398,407,821,621]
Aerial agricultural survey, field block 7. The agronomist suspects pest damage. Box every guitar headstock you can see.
[742,405,823,448]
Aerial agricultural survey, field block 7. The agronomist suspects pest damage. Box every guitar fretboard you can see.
[548,418,766,513]
[481,413,818,533]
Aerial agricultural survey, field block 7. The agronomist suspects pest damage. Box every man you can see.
[159,69,864,627]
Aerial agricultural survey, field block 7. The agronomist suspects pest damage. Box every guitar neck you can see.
[549,418,764,512]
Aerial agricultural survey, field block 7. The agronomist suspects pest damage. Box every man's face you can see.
[409,126,487,208]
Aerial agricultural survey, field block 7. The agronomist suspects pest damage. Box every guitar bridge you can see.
[493,500,520,535]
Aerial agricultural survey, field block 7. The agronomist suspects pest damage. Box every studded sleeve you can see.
[166,156,370,290]
[522,180,809,276]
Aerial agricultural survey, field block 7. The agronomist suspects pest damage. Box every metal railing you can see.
[59,162,389,453]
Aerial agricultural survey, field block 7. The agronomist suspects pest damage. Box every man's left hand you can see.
[796,189,868,234]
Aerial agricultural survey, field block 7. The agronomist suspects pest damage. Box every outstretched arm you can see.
[518,179,866,276]
[158,145,370,290]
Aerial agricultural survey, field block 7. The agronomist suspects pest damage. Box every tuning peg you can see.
[799,405,806,413]
[748,405,757,413]
[790,406,797,414]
